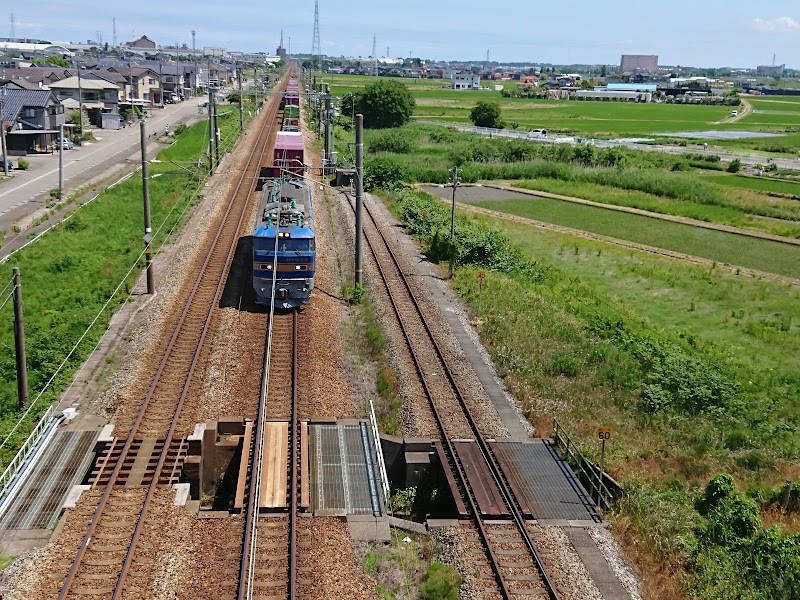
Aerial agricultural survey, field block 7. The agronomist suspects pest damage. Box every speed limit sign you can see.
[598,428,611,441]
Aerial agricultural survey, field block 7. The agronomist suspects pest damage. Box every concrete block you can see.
[173,483,191,506]
[426,518,460,528]
[63,484,90,509]
[404,438,433,452]
[347,516,390,541]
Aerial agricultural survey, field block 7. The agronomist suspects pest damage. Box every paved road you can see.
[0,100,208,228]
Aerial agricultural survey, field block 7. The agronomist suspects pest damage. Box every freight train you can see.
[252,76,313,308]
[252,179,315,308]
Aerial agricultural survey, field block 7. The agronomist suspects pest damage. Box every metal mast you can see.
[112,17,117,47]
[10,12,15,39]
[372,34,378,77]
[311,0,321,70]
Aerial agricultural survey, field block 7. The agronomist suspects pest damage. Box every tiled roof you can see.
[1,88,57,123]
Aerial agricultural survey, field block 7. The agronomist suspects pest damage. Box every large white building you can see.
[451,72,480,90]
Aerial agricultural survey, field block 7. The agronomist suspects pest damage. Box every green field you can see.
[467,195,800,278]
[327,75,800,156]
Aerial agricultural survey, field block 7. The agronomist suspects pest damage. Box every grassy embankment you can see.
[0,106,249,467]
[384,188,799,600]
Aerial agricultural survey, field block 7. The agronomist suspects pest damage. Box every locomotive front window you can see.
[280,239,313,252]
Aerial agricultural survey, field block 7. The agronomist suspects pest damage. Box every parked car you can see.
[57,137,74,150]
[731,110,738,117]
[1,157,13,171]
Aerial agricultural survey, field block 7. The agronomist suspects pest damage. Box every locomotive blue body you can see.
[252,180,315,308]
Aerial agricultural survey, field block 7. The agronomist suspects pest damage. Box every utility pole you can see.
[448,166,461,279]
[159,62,164,106]
[12,267,28,408]
[213,96,220,166]
[77,63,83,138]
[324,84,331,172]
[238,65,243,131]
[58,123,64,199]
[355,114,364,287]
[0,88,7,175]
[139,121,154,294]
[207,88,214,175]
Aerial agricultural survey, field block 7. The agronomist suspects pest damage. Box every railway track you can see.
[52,70,294,600]
[236,310,302,600]
[352,193,561,600]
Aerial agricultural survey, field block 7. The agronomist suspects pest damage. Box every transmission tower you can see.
[311,0,321,70]
[112,17,117,47]
[10,12,15,40]
[372,34,378,77]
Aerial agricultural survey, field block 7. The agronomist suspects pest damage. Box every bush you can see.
[173,123,188,136]
[469,101,503,129]
[17,158,29,171]
[420,562,461,600]
[727,159,742,173]
[364,156,408,191]
[357,79,415,129]
[368,129,418,154]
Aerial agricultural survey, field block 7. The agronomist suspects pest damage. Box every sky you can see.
[10,1,800,68]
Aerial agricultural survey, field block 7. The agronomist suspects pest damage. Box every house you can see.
[451,72,480,90]
[48,76,121,129]
[127,35,157,50]
[0,87,65,153]
[517,75,539,90]
[108,66,162,105]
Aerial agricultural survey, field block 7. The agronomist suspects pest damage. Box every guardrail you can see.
[368,399,390,507]
[0,405,62,508]
[552,418,620,510]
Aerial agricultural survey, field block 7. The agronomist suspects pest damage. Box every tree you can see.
[356,79,415,128]
[600,64,607,78]
[469,101,503,128]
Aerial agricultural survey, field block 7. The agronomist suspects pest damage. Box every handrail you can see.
[552,418,617,510]
[0,405,59,504]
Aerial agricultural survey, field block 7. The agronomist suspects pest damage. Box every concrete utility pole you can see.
[1,88,8,175]
[448,166,461,279]
[213,98,220,166]
[354,114,364,287]
[207,88,214,175]
[324,84,331,172]
[237,66,243,131]
[139,121,154,294]
[58,123,64,198]
[12,267,28,408]
[77,64,83,138]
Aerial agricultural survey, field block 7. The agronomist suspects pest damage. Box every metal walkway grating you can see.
[491,440,601,522]
[0,430,99,530]
[309,422,383,516]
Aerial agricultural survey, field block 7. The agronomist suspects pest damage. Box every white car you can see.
[731,110,738,117]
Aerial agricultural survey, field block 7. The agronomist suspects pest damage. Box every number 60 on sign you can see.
[598,428,611,441]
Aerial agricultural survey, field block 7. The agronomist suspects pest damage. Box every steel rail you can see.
[353,192,560,600]
[58,71,291,600]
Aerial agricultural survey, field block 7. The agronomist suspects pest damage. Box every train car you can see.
[284,77,300,107]
[273,131,304,178]
[252,180,315,308]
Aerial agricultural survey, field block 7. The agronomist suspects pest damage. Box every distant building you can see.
[451,72,480,90]
[756,64,785,76]
[620,54,658,73]
[126,35,157,50]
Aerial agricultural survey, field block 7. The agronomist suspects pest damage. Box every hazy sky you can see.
[12,1,800,68]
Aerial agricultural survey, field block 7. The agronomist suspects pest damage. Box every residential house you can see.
[108,66,162,105]
[0,87,65,153]
[451,72,480,90]
[517,75,539,90]
[48,76,121,129]
[127,35,157,50]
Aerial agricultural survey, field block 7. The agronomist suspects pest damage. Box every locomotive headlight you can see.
[295,265,302,270]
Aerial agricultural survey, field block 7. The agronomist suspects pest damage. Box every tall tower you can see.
[311,0,321,71]
[372,34,378,77]
[112,17,117,47]
[10,12,15,40]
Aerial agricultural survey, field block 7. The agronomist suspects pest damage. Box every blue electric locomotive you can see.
[252,179,315,308]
